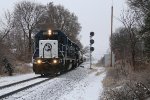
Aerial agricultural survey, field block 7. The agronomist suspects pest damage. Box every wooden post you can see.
[110,5,113,67]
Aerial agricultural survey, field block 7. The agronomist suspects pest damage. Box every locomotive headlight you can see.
[53,59,57,64]
[37,59,42,64]
[48,29,52,36]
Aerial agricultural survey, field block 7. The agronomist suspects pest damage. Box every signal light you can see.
[90,32,94,52]
[90,39,94,44]
[90,32,94,37]
[90,47,94,52]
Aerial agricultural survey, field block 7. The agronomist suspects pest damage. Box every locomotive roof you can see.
[35,30,80,50]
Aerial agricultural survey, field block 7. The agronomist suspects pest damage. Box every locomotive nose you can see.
[39,40,58,58]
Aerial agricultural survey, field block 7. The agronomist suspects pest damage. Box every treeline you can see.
[111,0,150,70]
[0,1,82,63]
[101,1,150,99]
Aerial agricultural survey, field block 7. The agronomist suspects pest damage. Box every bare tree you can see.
[111,27,130,61]
[127,0,150,60]
[13,1,45,58]
[127,0,150,14]
[41,3,81,46]
[0,1,82,62]
[0,10,15,59]
[0,11,14,42]
[119,10,139,70]
[0,11,16,73]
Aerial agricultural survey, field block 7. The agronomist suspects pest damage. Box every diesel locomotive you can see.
[32,29,83,76]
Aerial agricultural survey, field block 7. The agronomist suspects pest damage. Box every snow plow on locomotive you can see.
[32,29,83,76]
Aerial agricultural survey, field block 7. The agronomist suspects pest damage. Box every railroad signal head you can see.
[90,39,94,44]
[90,32,94,37]
[90,47,94,52]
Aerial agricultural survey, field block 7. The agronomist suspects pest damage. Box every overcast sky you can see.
[0,0,127,60]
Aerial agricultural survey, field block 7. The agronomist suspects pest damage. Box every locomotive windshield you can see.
[34,30,59,48]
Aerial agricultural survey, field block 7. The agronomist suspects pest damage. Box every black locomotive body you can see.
[32,30,82,76]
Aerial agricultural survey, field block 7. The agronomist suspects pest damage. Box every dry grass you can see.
[14,64,32,74]
[102,67,125,87]
[0,60,32,76]
[102,77,117,88]
[101,62,150,100]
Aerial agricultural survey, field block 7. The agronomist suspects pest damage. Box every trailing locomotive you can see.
[32,29,82,76]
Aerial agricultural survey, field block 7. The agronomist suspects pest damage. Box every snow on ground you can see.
[0,78,48,96]
[1,62,106,100]
[59,67,105,100]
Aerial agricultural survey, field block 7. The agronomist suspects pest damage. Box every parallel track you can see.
[0,76,41,90]
[0,76,53,99]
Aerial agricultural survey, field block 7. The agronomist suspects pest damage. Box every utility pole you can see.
[110,3,113,67]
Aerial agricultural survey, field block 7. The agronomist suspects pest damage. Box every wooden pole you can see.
[110,5,113,67]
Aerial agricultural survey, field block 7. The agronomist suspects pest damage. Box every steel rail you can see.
[0,77,52,99]
[0,76,41,90]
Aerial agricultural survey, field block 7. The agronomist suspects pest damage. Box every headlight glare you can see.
[53,59,57,64]
[48,30,52,35]
[37,59,42,64]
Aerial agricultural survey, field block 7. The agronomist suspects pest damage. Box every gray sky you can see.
[0,0,127,60]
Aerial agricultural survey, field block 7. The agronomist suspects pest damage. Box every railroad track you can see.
[0,76,41,90]
[0,76,53,99]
